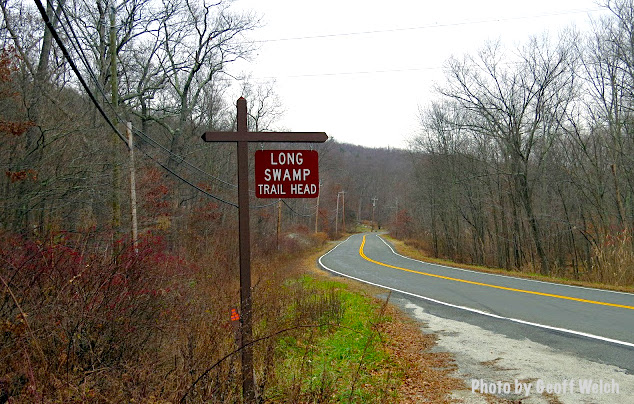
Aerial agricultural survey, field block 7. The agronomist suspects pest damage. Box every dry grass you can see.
[590,229,634,287]
[387,235,634,293]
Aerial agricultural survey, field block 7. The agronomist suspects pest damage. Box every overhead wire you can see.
[251,200,279,209]
[33,0,239,208]
[281,200,315,218]
[34,0,321,212]
[133,143,239,208]
[52,0,241,192]
[252,8,604,43]
[255,66,443,80]
[132,128,239,190]
[33,0,127,145]
[239,7,605,82]
[57,0,107,102]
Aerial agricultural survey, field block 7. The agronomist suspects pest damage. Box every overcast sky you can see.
[230,0,609,149]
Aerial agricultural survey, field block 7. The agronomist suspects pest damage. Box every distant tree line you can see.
[409,0,634,285]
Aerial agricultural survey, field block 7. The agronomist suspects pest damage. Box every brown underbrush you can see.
[0,229,325,402]
[1,228,462,402]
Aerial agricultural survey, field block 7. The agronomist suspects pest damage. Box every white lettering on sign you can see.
[255,150,319,198]
[257,184,287,195]
[263,168,312,182]
[256,183,318,196]
[270,152,304,166]
[290,184,317,195]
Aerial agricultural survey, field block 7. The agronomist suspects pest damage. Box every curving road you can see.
[318,233,634,372]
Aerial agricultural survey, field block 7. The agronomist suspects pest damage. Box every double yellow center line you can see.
[359,235,634,310]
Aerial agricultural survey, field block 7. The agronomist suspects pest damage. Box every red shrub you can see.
[0,231,197,400]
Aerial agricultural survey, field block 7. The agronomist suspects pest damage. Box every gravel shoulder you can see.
[393,294,634,404]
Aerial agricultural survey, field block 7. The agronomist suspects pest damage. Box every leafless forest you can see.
[1,0,633,401]
[410,0,634,286]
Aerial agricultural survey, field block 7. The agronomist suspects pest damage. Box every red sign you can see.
[255,150,319,198]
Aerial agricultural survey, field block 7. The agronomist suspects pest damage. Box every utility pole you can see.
[341,191,346,234]
[335,192,340,235]
[335,190,345,234]
[127,122,138,253]
[314,181,321,233]
[109,2,121,230]
[394,198,399,238]
[372,197,376,231]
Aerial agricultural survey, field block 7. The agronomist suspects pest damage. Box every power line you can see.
[251,200,278,209]
[33,0,239,208]
[52,0,243,192]
[253,8,603,43]
[133,143,238,208]
[57,1,106,101]
[255,65,442,80]
[282,200,315,218]
[36,0,332,213]
[50,0,243,191]
[33,0,127,145]
[132,128,240,190]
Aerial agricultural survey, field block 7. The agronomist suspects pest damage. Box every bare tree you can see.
[239,78,284,132]
[414,34,577,275]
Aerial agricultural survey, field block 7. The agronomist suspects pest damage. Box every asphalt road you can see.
[318,232,634,373]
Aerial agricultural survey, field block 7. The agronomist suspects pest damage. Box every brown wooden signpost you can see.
[202,97,327,402]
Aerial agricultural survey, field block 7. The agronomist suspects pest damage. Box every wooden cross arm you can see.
[201,131,328,143]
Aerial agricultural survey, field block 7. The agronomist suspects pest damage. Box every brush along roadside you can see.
[0,230,464,403]
[384,235,634,294]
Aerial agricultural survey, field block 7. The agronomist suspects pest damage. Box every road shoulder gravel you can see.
[391,294,633,404]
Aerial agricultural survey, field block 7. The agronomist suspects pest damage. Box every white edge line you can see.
[317,234,634,349]
[375,234,634,296]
